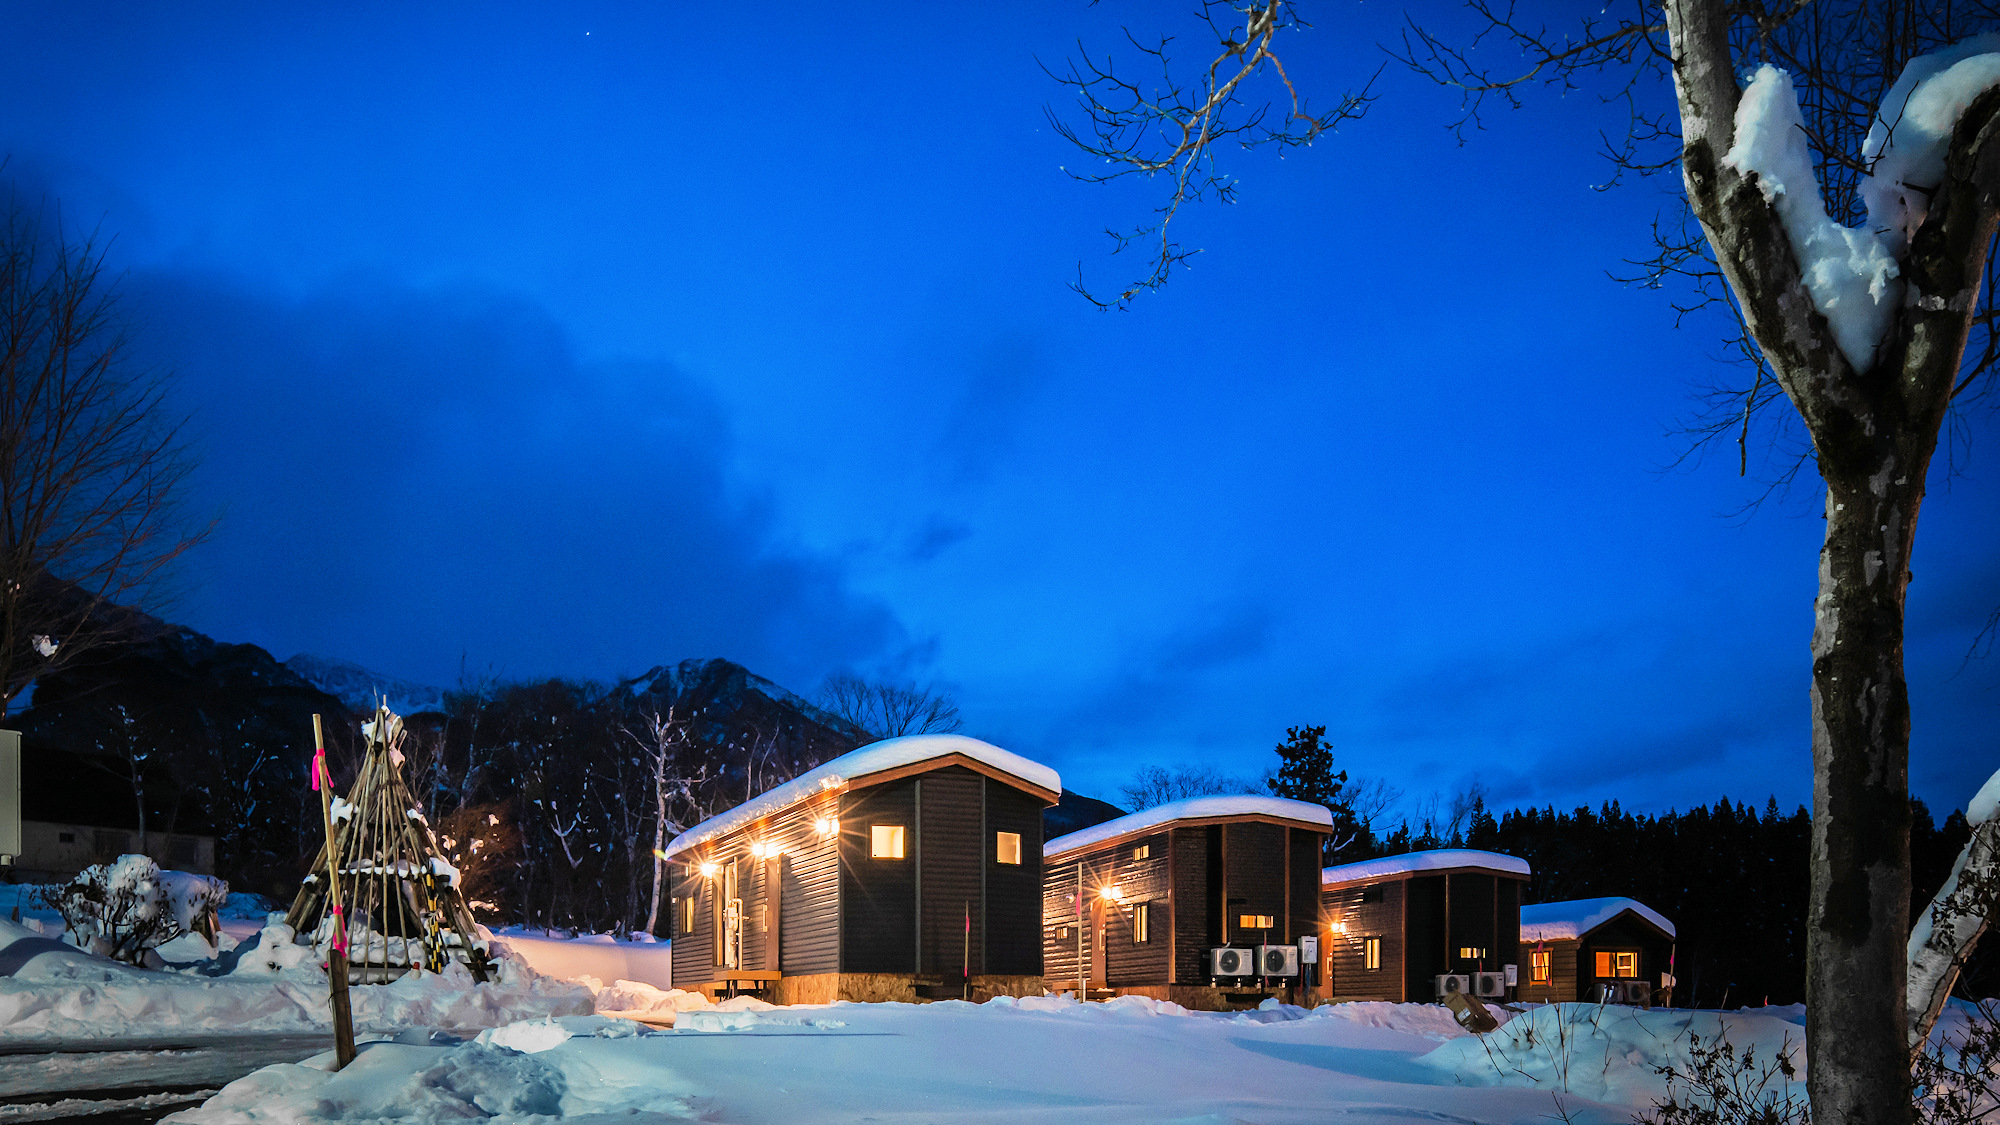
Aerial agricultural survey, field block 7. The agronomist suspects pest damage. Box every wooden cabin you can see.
[663,734,1060,1005]
[1316,849,1530,1004]
[1517,897,1677,1005]
[1040,796,1331,1010]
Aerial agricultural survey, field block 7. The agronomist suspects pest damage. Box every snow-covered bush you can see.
[32,854,226,964]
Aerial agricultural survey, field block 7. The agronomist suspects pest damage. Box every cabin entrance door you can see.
[722,862,743,970]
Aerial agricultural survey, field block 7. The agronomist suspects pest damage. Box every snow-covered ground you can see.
[162,996,1827,1125]
[487,926,673,991]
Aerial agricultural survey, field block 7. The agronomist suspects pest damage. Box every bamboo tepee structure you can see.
[285,705,491,983]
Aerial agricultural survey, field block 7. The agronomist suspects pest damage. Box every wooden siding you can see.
[1404,875,1446,1001]
[1221,821,1287,946]
[1171,827,1211,985]
[918,766,984,976]
[1042,858,1088,987]
[1101,832,1170,986]
[667,788,841,987]
[1287,828,1319,945]
[839,778,918,973]
[1518,936,1579,1003]
[984,775,1046,976]
[1320,878,1406,1001]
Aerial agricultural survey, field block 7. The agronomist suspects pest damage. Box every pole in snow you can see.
[312,714,356,1070]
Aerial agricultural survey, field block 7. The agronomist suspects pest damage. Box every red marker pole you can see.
[313,714,356,1070]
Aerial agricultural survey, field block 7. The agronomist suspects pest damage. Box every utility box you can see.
[0,729,18,865]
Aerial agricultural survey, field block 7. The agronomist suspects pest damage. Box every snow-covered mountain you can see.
[283,653,448,716]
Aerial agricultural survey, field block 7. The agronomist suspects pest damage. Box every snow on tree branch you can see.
[1908,768,2000,1049]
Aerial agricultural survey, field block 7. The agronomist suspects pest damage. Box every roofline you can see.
[667,751,1059,861]
[1045,812,1329,862]
[1520,907,1677,944]
[1320,863,1532,888]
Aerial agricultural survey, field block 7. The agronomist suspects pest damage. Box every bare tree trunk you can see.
[1908,772,2000,1048]
[1660,2,2000,1120]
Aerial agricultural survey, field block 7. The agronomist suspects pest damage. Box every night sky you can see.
[1,2,1993,820]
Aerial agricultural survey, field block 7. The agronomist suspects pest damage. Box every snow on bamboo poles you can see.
[285,704,493,991]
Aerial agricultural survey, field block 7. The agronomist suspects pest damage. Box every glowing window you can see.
[1239,914,1275,930]
[678,895,697,937]
[1133,902,1150,944]
[1133,844,1150,861]
[996,831,1022,865]
[1364,936,1382,971]
[870,824,906,859]
[1531,949,1550,983]
[1459,946,1488,960]
[1616,952,1638,978]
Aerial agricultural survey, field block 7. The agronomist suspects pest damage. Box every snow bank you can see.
[1520,896,1677,941]
[666,734,1060,858]
[0,918,591,1041]
[488,928,673,990]
[1046,795,1333,859]
[1322,848,1530,885]
[1421,1002,1809,1106]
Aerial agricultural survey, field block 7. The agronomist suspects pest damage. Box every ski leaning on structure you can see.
[285,705,492,983]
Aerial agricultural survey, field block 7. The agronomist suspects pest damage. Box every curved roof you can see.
[1320,848,1531,886]
[663,734,1060,859]
[1044,795,1334,860]
[1520,896,1676,941]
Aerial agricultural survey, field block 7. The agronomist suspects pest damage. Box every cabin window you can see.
[1360,885,1384,904]
[1531,949,1550,983]
[871,824,906,859]
[679,894,697,936]
[1459,947,1488,960]
[1134,844,1150,861]
[1239,914,1275,930]
[1133,902,1150,944]
[1364,936,1381,971]
[996,831,1022,865]
[1593,951,1640,978]
[1055,925,1072,941]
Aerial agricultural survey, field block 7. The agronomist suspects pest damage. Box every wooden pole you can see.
[1074,862,1084,1000]
[313,713,356,1070]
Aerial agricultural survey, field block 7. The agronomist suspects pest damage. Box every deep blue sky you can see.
[1,2,1993,820]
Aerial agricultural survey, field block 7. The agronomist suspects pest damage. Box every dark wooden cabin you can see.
[1040,796,1332,1010]
[1516,897,1677,1005]
[1316,849,1530,1004]
[664,734,1060,1004]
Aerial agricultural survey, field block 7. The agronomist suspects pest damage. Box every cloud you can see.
[1058,599,1276,744]
[123,269,908,690]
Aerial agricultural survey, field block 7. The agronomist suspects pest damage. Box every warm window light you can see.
[871,824,906,859]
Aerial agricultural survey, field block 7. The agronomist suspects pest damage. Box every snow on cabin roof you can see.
[1320,849,1531,886]
[1044,795,1334,860]
[663,734,1060,859]
[1520,897,1677,941]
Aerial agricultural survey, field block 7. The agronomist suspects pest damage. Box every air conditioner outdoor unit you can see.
[1622,980,1654,1006]
[1212,947,1255,977]
[1257,945,1300,977]
[1434,974,1470,999]
[1473,971,1507,998]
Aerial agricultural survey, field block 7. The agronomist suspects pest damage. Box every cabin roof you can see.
[1320,848,1531,886]
[1043,795,1333,860]
[1520,896,1677,941]
[663,734,1061,859]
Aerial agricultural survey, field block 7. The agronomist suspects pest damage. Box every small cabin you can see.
[664,734,1060,1005]
[1317,849,1530,1004]
[1517,897,1677,1005]
[1040,795,1332,1010]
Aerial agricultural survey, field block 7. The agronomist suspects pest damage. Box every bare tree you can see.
[1045,0,1376,308]
[816,672,963,740]
[0,195,209,708]
[1119,762,1261,810]
[622,707,711,934]
[1081,2,2000,1121]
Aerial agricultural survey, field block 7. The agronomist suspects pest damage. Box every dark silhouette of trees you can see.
[0,195,209,707]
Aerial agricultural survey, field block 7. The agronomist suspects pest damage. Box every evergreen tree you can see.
[1267,725,1369,861]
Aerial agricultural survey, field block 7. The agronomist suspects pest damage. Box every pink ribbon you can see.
[329,905,350,956]
[311,747,327,791]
